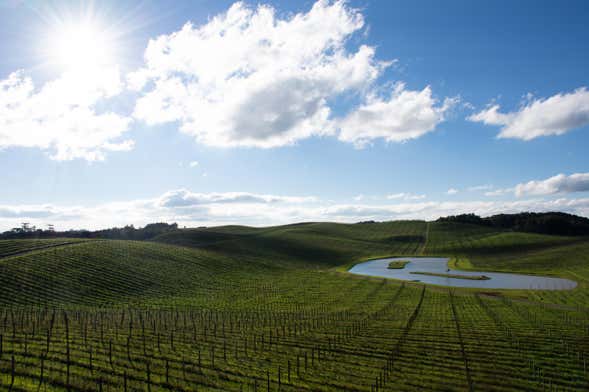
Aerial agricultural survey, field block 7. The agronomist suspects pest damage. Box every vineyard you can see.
[1,221,589,390]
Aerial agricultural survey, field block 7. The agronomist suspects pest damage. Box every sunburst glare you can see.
[38,5,124,72]
[50,21,114,70]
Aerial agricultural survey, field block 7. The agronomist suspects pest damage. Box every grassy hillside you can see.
[426,221,578,259]
[155,221,426,266]
[0,239,316,308]
[1,221,589,390]
[425,220,589,306]
[0,238,89,258]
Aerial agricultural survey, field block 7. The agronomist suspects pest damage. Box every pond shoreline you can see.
[410,271,491,280]
[348,257,577,290]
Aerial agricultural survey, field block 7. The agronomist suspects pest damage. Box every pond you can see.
[348,257,577,290]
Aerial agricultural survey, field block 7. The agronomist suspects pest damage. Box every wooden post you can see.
[147,362,152,392]
[39,355,45,390]
[89,347,93,374]
[10,354,15,391]
[165,359,169,384]
[64,312,71,391]
[109,339,113,368]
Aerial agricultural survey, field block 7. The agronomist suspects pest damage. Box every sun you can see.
[35,2,130,74]
[49,21,115,71]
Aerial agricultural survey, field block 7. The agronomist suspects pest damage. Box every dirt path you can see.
[420,221,430,255]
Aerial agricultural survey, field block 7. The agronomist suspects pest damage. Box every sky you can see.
[1,0,589,231]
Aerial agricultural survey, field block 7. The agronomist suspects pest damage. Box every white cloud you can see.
[130,1,383,148]
[467,184,493,192]
[318,198,589,222]
[0,68,131,161]
[338,84,457,146]
[515,173,589,197]
[446,188,459,195]
[4,191,589,232]
[157,189,316,208]
[353,194,365,201]
[189,161,199,168]
[484,188,513,197]
[386,193,426,201]
[130,1,450,148]
[0,205,69,219]
[469,87,589,140]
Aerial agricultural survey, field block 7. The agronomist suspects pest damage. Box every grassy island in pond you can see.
[388,260,410,269]
[411,271,491,280]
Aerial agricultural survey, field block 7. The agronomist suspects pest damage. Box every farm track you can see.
[449,290,473,391]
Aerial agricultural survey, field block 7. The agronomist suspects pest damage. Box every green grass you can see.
[1,220,589,391]
[425,221,589,306]
[388,260,410,269]
[0,238,89,258]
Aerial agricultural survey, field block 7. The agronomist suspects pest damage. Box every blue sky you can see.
[1,0,589,230]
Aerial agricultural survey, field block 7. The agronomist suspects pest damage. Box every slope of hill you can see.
[0,238,89,258]
[154,221,427,266]
[0,240,254,306]
[2,221,589,390]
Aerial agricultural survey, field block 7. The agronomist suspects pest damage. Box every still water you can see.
[348,257,577,290]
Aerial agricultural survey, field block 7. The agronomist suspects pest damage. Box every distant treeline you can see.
[437,212,589,236]
[4,212,589,240]
[0,222,179,240]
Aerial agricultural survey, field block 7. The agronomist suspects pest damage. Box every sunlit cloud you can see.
[0,3,134,161]
[469,87,589,140]
[515,173,589,197]
[0,68,131,161]
[130,1,451,148]
[338,84,458,147]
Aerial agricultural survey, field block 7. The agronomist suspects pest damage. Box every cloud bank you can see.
[157,189,316,208]
[3,189,589,232]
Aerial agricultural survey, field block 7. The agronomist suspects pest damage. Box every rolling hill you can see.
[1,220,589,390]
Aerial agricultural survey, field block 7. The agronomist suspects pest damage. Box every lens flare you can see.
[50,21,114,70]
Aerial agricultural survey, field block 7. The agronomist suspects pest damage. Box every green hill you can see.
[0,238,89,258]
[1,221,589,390]
[154,221,426,266]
